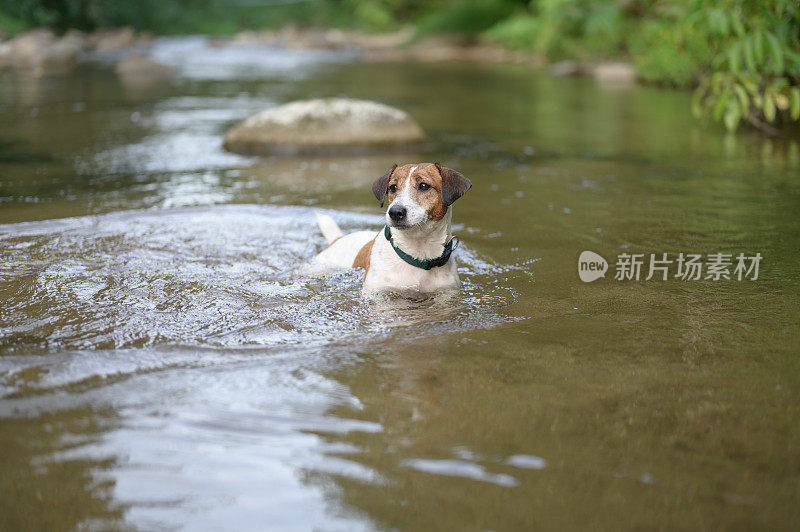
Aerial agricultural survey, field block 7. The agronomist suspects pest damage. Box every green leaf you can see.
[790,87,800,121]
[717,9,729,36]
[744,35,756,71]
[733,84,750,114]
[714,88,731,121]
[724,100,741,131]
[727,42,741,73]
[708,8,728,36]
[742,77,759,95]
[763,91,776,122]
[731,12,745,37]
[765,32,785,74]
[754,30,765,64]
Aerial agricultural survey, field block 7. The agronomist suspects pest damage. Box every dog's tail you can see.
[315,211,344,245]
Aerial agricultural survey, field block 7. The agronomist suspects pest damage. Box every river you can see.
[1,36,798,530]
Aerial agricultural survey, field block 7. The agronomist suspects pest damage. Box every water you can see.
[1,37,799,530]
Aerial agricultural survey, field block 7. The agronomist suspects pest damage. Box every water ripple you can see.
[0,203,522,360]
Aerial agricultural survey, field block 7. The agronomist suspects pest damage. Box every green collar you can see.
[383,225,458,270]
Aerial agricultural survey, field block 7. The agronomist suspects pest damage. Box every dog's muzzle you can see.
[388,204,407,225]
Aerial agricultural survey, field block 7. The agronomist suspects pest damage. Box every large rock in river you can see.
[223,98,427,156]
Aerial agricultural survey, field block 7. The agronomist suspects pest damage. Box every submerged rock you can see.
[223,98,428,156]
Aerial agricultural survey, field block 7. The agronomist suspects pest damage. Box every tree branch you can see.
[745,112,780,136]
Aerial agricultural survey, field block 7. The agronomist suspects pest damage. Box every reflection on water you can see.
[79,96,258,175]
[403,458,519,487]
[2,345,380,531]
[1,37,800,530]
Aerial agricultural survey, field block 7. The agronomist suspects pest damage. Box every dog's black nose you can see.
[388,205,406,222]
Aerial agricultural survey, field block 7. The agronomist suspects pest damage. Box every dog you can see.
[311,162,472,293]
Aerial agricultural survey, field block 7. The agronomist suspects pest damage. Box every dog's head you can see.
[371,163,472,230]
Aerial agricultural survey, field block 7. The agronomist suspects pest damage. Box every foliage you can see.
[413,0,524,40]
[0,0,336,34]
[348,0,394,31]
[483,0,628,60]
[339,0,432,32]
[0,10,28,34]
[483,13,541,50]
[628,4,715,87]
[689,1,800,132]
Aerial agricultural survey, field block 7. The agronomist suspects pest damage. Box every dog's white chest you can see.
[363,236,460,293]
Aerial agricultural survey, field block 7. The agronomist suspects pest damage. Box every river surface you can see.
[1,37,799,530]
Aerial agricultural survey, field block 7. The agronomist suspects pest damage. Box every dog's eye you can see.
[418,182,430,191]
[388,184,397,194]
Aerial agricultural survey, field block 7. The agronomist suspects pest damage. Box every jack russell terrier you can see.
[312,162,472,293]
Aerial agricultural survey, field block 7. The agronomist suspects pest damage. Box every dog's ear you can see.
[435,163,472,206]
[372,164,397,207]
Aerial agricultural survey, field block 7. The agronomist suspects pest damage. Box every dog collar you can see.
[383,226,458,270]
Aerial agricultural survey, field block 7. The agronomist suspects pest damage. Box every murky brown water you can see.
[1,37,799,530]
